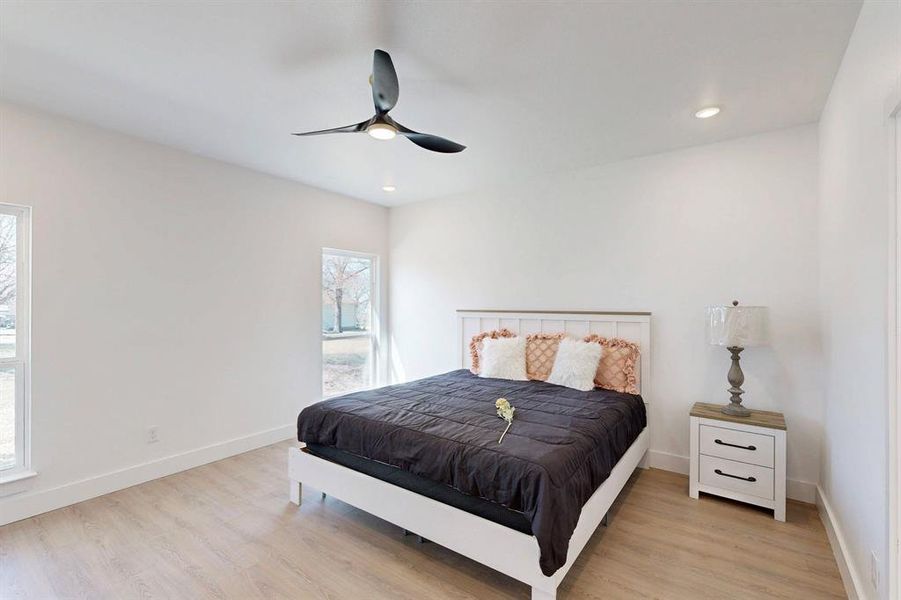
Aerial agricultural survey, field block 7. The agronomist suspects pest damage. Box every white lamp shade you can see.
[706,305,768,347]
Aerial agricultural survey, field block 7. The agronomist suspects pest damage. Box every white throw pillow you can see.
[546,338,603,391]
[479,336,528,381]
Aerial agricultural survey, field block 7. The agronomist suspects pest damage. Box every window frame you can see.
[321,248,380,399]
[0,203,31,480]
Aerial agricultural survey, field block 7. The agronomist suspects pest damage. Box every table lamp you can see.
[706,301,768,416]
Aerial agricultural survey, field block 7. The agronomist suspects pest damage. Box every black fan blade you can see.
[394,121,465,153]
[372,49,399,114]
[292,119,369,136]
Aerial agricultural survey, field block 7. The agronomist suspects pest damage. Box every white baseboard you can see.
[648,449,690,475]
[0,424,295,526]
[647,450,817,503]
[817,485,865,599]
[786,478,817,504]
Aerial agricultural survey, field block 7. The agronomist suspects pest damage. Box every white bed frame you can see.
[288,310,651,600]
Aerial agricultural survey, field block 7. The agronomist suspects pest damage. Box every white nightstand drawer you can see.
[699,455,774,500]
[699,424,774,467]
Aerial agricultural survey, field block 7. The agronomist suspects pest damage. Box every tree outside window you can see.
[321,251,376,397]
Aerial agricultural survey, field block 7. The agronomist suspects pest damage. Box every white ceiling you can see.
[0,1,860,206]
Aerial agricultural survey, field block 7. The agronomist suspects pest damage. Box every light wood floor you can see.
[1,440,846,599]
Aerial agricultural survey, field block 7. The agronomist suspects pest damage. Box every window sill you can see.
[0,469,37,497]
[0,469,37,484]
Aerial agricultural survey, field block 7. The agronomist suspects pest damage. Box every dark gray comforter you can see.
[296,369,646,576]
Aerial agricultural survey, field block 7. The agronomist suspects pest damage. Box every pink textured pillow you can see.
[583,335,640,394]
[525,333,566,381]
[470,329,517,374]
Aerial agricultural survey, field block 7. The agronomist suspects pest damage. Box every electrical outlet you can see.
[869,550,879,591]
[146,426,160,444]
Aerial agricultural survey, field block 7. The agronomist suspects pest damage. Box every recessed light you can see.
[695,106,721,119]
[382,185,396,192]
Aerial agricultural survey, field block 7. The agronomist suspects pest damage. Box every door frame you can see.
[888,93,900,600]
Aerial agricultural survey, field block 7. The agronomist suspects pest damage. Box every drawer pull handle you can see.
[714,468,756,482]
[715,439,756,451]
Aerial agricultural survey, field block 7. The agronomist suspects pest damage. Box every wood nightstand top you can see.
[690,402,786,430]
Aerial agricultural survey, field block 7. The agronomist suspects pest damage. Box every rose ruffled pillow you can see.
[583,335,640,394]
[525,333,566,381]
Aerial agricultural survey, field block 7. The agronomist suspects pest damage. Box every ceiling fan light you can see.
[367,123,397,140]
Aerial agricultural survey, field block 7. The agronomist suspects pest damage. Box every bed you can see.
[288,310,651,600]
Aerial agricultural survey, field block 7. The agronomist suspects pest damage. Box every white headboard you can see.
[456,310,652,400]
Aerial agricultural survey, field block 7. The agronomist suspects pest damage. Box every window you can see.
[321,249,377,397]
[0,204,30,478]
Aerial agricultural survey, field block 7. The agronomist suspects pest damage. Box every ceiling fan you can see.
[292,49,465,154]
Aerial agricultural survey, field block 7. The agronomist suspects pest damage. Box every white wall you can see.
[390,125,822,496]
[0,102,389,523]
[817,1,900,597]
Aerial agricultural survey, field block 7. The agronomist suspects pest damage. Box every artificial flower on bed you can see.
[496,397,515,443]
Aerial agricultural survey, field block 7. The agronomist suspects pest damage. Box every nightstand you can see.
[689,402,786,521]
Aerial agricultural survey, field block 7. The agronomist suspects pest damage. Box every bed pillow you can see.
[583,335,640,394]
[479,336,528,381]
[546,338,604,391]
[526,333,566,381]
[469,329,517,374]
